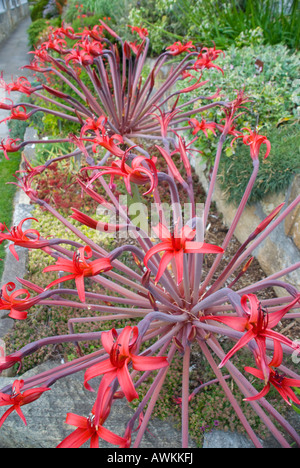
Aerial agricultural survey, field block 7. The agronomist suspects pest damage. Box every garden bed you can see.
[3,152,299,446]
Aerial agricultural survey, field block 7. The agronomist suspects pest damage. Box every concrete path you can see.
[0,15,33,139]
[0,16,34,337]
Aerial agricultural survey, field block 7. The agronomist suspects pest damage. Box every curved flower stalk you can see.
[0,23,299,449]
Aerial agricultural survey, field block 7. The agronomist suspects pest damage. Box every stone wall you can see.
[194,160,300,298]
[0,0,29,44]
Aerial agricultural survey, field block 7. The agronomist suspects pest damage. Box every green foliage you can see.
[128,0,187,56]
[62,0,133,38]
[30,0,50,22]
[0,152,21,279]
[137,0,300,51]
[218,124,300,205]
[27,18,48,48]
[177,42,299,171]
[27,17,61,48]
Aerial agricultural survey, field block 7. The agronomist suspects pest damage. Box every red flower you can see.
[231,127,271,160]
[82,128,125,158]
[144,222,224,285]
[193,48,224,74]
[148,104,181,139]
[40,35,67,53]
[0,75,34,95]
[57,389,127,448]
[85,151,158,196]
[0,282,40,320]
[188,118,217,137]
[43,246,113,302]
[166,41,195,56]
[84,326,169,402]
[0,217,49,261]
[57,378,128,448]
[0,137,22,160]
[0,380,50,427]
[80,116,107,138]
[9,172,39,202]
[0,105,31,125]
[200,294,300,381]
[65,47,94,66]
[77,38,104,57]
[245,361,300,406]
[53,24,79,40]
[200,44,225,61]
[127,25,149,39]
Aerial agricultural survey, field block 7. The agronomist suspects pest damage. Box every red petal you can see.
[132,355,169,371]
[200,315,248,332]
[97,426,127,446]
[144,242,173,268]
[117,362,138,402]
[244,384,270,402]
[57,427,91,448]
[155,251,174,284]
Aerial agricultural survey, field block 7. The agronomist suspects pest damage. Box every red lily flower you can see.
[215,121,242,137]
[219,89,252,135]
[53,24,79,40]
[57,382,127,448]
[144,222,224,284]
[127,25,149,39]
[11,77,37,95]
[193,45,225,74]
[84,326,169,402]
[193,53,224,75]
[200,44,225,62]
[43,246,113,302]
[166,40,195,56]
[200,293,300,381]
[9,171,39,202]
[0,282,40,320]
[148,104,181,138]
[170,134,193,178]
[40,33,67,53]
[14,155,46,185]
[0,106,31,125]
[28,47,52,64]
[0,379,50,427]
[83,128,125,158]
[80,116,107,138]
[65,47,94,66]
[127,40,145,56]
[84,151,158,196]
[244,362,300,406]
[0,138,22,160]
[77,38,104,57]
[231,127,271,160]
[189,118,217,137]
[0,217,50,261]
